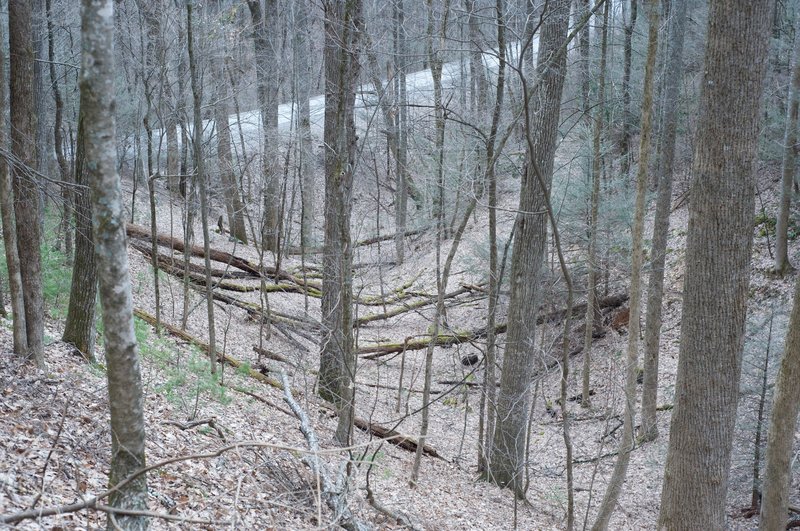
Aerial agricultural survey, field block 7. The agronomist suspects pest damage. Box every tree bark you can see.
[0,10,27,356]
[62,110,98,362]
[488,0,570,498]
[760,271,800,528]
[318,0,363,446]
[213,51,248,244]
[295,0,315,248]
[9,0,45,368]
[81,0,149,527]
[620,0,638,177]
[775,12,800,276]
[658,1,773,528]
[246,0,280,252]
[187,3,217,375]
[640,0,686,442]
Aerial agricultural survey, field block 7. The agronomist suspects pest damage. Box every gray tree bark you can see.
[760,266,800,528]
[294,0,315,248]
[0,12,27,357]
[247,0,281,252]
[81,0,149,528]
[9,0,45,368]
[318,0,363,446]
[488,0,570,498]
[774,12,800,276]
[640,0,687,442]
[657,1,773,528]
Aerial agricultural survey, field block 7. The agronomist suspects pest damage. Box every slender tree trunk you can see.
[620,0,637,176]
[640,0,686,441]
[394,0,410,263]
[9,0,45,369]
[658,1,772,527]
[295,0,314,248]
[47,0,71,264]
[0,14,27,357]
[318,0,363,446]
[775,14,800,276]
[247,0,280,252]
[591,2,658,528]
[582,0,609,409]
[63,111,97,363]
[479,0,506,475]
[760,271,800,529]
[187,3,217,375]
[488,0,570,498]
[81,1,149,528]
[213,55,248,244]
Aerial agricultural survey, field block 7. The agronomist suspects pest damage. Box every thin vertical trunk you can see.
[47,0,71,264]
[489,0,570,498]
[591,1,658,528]
[187,3,217,375]
[0,11,27,357]
[295,0,314,247]
[9,0,45,368]
[394,0,410,263]
[318,0,362,446]
[640,0,686,441]
[81,1,149,528]
[479,0,506,475]
[620,0,637,176]
[582,0,609,409]
[775,14,800,276]
[658,1,772,527]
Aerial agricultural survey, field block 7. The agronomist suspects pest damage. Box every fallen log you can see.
[356,284,484,326]
[358,293,628,360]
[355,226,429,247]
[131,241,255,280]
[353,417,443,459]
[133,308,285,391]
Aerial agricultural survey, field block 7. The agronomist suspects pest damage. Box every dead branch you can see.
[279,373,368,531]
[162,417,226,440]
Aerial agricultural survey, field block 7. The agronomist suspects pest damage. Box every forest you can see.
[0,0,799,529]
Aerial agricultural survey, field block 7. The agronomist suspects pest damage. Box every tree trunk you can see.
[187,3,217,375]
[0,12,27,357]
[295,0,314,248]
[488,0,570,498]
[658,1,772,528]
[775,12,800,276]
[591,2,658,528]
[640,0,687,442]
[620,0,638,176]
[581,0,609,409]
[81,1,149,528]
[247,0,280,252]
[9,0,45,369]
[318,0,363,446]
[62,111,97,363]
[393,0,410,263]
[760,270,800,528]
[213,53,248,244]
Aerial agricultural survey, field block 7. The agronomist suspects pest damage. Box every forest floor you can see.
[1,159,799,530]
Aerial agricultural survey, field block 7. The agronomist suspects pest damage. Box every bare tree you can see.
[81,0,148,527]
[318,0,363,446]
[658,0,773,527]
[640,0,687,441]
[591,1,659,528]
[488,0,570,497]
